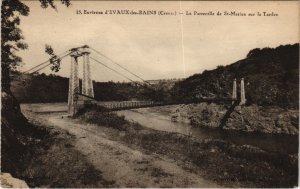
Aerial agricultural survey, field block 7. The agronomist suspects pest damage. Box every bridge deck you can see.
[96,98,236,111]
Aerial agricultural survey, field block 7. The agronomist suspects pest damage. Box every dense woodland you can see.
[11,43,299,108]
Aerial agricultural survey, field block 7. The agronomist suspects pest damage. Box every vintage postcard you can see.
[1,0,299,188]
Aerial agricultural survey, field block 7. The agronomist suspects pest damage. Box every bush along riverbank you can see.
[75,106,298,188]
[171,103,298,135]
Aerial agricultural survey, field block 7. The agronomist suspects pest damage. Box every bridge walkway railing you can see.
[96,97,238,111]
[98,101,164,111]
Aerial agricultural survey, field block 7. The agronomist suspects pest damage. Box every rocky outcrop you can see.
[225,105,298,134]
[172,103,299,135]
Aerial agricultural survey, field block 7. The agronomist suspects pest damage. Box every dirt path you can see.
[22,104,219,187]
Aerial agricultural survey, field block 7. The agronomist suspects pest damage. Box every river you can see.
[21,103,298,155]
[117,107,298,155]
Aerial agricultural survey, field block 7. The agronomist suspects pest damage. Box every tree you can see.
[1,0,71,175]
[1,0,70,91]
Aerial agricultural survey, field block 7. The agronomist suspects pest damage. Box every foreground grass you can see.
[76,107,298,188]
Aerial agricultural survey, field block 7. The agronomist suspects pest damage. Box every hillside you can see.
[171,43,299,108]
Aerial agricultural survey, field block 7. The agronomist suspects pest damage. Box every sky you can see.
[18,1,299,82]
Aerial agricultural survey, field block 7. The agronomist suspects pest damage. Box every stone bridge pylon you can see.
[68,46,94,115]
[232,78,246,105]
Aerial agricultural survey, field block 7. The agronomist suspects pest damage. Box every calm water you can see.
[117,108,298,155]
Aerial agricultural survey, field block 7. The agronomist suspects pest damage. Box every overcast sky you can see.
[18,1,299,82]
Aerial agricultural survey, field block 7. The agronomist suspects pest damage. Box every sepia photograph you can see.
[1,0,299,188]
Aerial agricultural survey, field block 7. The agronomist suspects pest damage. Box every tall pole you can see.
[68,56,74,113]
[86,52,94,98]
[82,47,93,98]
[68,46,95,115]
[240,78,246,105]
[82,53,87,95]
[232,78,237,104]
[68,51,80,115]
[73,56,80,94]
[82,49,91,97]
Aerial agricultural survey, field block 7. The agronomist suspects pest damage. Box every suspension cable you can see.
[89,56,144,86]
[89,46,151,85]
[77,48,133,82]
[29,53,70,74]
[23,50,69,74]
[91,60,123,82]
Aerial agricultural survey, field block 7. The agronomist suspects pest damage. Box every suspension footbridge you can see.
[21,45,246,116]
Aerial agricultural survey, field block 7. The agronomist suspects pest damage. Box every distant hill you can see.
[10,72,139,103]
[10,73,69,103]
[171,43,299,108]
[10,72,173,103]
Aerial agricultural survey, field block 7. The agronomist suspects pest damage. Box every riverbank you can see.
[76,106,298,187]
